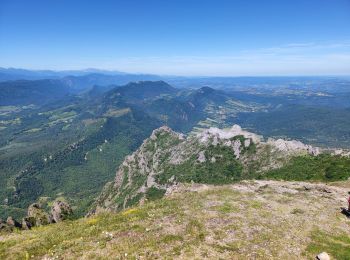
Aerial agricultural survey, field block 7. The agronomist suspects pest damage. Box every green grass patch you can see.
[146,187,166,201]
[306,231,350,259]
[264,154,350,182]
[214,202,237,214]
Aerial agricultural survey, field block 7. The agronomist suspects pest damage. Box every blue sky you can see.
[0,0,350,76]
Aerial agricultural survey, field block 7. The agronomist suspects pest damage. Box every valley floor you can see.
[1,180,350,259]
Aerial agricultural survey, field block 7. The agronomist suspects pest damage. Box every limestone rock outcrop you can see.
[27,203,52,226]
[51,200,73,223]
[1,199,73,233]
[93,124,334,214]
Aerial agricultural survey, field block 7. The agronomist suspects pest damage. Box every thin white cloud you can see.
[107,41,350,76]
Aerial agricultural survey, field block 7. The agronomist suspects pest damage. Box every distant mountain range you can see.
[0,67,162,92]
[2,67,350,90]
[0,67,127,80]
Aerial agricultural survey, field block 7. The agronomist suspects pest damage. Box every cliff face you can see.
[93,125,334,213]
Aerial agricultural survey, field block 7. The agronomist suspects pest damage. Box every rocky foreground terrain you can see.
[1,180,350,259]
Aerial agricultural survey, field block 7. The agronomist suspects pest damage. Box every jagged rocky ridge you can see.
[0,200,72,233]
[93,125,348,213]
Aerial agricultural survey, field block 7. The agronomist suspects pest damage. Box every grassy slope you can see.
[1,181,350,259]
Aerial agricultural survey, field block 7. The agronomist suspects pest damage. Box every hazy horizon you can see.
[2,66,350,78]
[1,0,350,76]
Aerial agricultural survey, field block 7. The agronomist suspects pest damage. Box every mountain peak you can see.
[125,80,171,87]
[148,125,186,142]
[106,81,177,103]
[93,124,334,214]
[198,86,215,93]
[151,125,176,135]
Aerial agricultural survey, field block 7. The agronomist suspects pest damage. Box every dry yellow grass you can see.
[1,180,350,259]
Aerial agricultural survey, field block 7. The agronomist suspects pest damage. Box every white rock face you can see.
[232,140,241,158]
[197,151,206,162]
[196,125,326,157]
[197,124,262,144]
[267,138,320,156]
[334,149,343,155]
[244,139,251,148]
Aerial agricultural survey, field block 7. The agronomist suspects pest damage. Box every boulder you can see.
[6,216,21,228]
[197,151,206,162]
[27,203,52,226]
[51,200,73,223]
[21,216,36,230]
[316,252,330,260]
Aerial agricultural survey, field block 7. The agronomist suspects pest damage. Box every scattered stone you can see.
[51,200,73,223]
[316,252,330,260]
[318,187,332,194]
[257,184,269,193]
[303,185,311,191]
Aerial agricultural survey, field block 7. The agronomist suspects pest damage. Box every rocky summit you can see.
[93,125,348,213]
